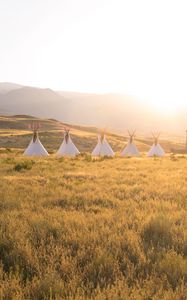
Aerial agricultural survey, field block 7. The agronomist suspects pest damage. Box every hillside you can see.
[0,86,71,122]
[1,82,187,135]
[0,115,185,154]
[0,82,22,94]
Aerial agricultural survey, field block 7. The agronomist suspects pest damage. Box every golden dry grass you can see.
[0,153,187,299]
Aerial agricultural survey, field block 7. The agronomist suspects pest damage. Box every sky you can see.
[0,0,187,113]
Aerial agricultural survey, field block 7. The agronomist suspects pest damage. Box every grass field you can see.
[0,153,187,299]
[0,116,187,299]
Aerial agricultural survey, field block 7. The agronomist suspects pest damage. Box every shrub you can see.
[84,154,92,162]
[58,157,64,162]
[142,215,173,249]
[14,160,35,172]
[170,153,178,161]
[0,148,12,154]
[2,157,15,164]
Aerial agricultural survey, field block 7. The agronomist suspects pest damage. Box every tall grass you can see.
[0,154,186,299]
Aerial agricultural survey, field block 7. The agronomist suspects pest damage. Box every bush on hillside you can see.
[14,160,35,172]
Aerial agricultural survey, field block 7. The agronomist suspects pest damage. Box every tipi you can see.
[92,134,102,156]
[92,133,115,157]
[147,132,165,157]
[56,128,80,157]
[24,123,49,156]
[121,130,140,157]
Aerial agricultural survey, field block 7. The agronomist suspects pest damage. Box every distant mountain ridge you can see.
[0,82,23,94]
[0,82,186,136]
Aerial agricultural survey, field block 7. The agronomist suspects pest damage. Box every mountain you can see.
[0,82,23,94]
[0,85,150,131]
[0,83,186,136]
[58,91,156,131]
[0,86,72,121]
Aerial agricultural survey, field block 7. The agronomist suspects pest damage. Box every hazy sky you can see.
[0,0,187,111]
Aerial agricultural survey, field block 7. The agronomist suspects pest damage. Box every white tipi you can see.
[147,132,165,157]
[92,133,115,157]
[121,130,140,157]
[92,135,102,156]
[56,129,80,157]
[24,123,49,156]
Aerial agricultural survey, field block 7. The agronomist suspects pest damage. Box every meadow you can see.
[0,152,187,299]
[0,116,187,299]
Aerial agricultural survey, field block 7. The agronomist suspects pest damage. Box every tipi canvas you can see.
[92,134,115,157]
[24,123,49,156]
[121,130,140,157]
[56,130,80,157]
[147,133,165,157]
[92,135,102,156]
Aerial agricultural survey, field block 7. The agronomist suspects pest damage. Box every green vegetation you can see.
[0,153,187,299]
[14,160,35,172]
